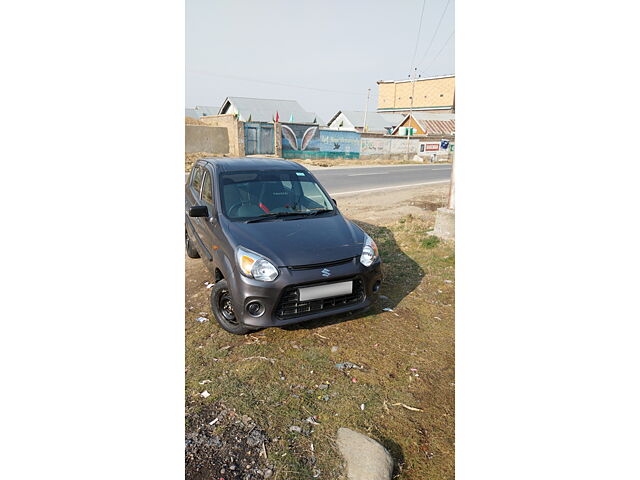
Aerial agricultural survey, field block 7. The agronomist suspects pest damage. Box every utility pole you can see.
[447,157,455,209]
[406,67,418,160]
[362,88,371,133]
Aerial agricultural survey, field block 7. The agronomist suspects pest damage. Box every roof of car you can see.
[198,157,305,172]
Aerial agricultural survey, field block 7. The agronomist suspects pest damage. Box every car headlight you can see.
[360,233,379,267]
[236,246,279,282]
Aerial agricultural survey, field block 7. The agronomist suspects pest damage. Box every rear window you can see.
[220,170,334,220]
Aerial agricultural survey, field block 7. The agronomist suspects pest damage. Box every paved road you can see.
[311,163,452,196]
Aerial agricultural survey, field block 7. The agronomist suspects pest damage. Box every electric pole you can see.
[363,88,371,133]
[406,67,417,160]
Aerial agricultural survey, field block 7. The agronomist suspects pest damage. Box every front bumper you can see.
[228,257,382,328]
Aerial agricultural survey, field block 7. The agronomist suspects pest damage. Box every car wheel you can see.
[210,280,251,335]
[185,229,200,259]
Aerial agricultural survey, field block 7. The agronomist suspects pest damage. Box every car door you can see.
[186,164,211,259]
[194,165,224,265]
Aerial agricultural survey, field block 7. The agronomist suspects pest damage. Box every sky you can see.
[186,0,455,121]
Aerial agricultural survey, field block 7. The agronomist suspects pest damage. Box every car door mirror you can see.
[188,205,209,217]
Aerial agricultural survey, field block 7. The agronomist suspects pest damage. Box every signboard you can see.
[424,142,440,151]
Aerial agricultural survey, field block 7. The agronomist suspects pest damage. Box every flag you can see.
[274,111,279,122]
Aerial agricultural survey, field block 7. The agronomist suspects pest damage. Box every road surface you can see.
[310,163,452,196]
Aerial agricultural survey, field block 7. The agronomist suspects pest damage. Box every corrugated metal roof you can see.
[411,112,455,135]
[392,112,455,135]
[377,74,455,84]
[220,97,323,124]
[417,118,455,135]
[328,111,405,132]
[411,112,455,122]
[195,105,221,116]
[185,108,201,119]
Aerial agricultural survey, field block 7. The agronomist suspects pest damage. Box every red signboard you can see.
[424,143,440,151]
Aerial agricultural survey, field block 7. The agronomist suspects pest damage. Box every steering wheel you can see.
[228,201,252,217]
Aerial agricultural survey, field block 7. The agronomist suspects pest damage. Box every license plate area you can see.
[298,281,353,301]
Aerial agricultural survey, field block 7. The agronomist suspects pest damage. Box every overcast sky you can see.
[186,0,455,121]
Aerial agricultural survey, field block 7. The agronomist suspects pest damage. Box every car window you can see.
[300,181,329,207]
[192,166,203,193]
[201,169,213,203]
[220,170,334,220]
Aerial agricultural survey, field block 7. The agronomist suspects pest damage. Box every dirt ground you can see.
[185,150,451,172]
[185,183,454,479]
[336,183,450,226]
[292,158,452,168]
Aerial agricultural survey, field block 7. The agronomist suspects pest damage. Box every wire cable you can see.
[421,30,454,75]
[409,0,427,71]
[417,0,452,67]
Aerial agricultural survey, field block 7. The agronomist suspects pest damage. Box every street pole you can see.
[406,67,417,160]
[447,157,455,209]
[362,87,371,133]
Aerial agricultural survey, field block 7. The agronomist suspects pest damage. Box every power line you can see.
[417,0,452,67]
[188,70,366,96]
[421,30,454,75]
[409,0,427,71]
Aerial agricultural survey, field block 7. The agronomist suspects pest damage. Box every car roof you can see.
[198,157,305,173]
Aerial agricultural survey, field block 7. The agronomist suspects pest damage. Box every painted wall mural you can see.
[281,124,360,159]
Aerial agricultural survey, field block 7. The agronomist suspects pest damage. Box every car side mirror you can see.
[189,205,209,217]
[332,198,338,206]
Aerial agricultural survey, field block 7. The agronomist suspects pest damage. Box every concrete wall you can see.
[185,125,229,154]
[282,126,360,159]
[199,114,245,156]
[360,133,454,161]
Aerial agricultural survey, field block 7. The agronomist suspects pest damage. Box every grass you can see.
[185,215,454,479]
[421,236,441,249]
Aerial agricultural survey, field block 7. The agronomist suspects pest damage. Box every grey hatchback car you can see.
[185,157,382,334]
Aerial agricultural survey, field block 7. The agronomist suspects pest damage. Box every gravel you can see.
[185,402,273,479]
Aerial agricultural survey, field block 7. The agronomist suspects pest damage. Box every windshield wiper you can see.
[305,208,333,216]
[245,212,309,223]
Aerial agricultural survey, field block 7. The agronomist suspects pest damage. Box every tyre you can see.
[210,279,251,335]
[185,229,200,259]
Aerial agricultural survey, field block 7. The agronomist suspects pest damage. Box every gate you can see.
[244,123,274,155]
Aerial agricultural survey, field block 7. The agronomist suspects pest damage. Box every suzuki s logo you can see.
[321,268,331,277]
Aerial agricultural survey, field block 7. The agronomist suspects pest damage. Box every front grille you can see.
[275,278,365,320]
[287,257,355,271]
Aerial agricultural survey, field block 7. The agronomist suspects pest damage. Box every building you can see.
[326,110,404,134]
[391,112,455,136]
[195,105,221,117]
[218,97,323,124]
[185,108,201,119]
[185,106,220,119]
[376,74,455,114]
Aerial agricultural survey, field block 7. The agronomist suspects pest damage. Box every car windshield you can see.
[220,170,335,221]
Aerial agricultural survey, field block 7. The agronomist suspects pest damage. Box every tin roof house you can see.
[327,110,404,134]
[218,97,324,124]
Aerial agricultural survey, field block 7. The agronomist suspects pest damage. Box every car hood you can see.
[223,214,364,267]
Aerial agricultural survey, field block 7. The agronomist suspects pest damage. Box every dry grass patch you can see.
[185,215,454,479]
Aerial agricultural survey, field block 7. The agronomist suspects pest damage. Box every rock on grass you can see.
[336,427,393,480]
